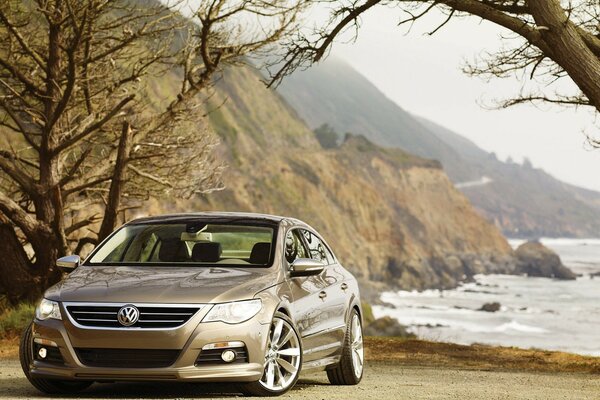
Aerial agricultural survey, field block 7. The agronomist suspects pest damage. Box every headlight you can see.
[35,299,62,321]
[203,299,262,324]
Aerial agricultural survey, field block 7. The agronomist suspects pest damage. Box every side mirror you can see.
[289,258,325,277]
[56,255,80,273]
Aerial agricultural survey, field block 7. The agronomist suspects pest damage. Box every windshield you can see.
[86,222,277,267]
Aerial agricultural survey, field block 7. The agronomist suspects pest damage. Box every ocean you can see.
[373,239,600,356]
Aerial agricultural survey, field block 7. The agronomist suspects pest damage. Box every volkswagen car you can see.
[20,212,364,396]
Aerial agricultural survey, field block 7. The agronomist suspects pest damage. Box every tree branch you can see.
[52,94,135,154]
[0,56,45,98]
[0,151,38,195]
[0,9,47,69]
[0,191,44,239]
[0,97,40,150]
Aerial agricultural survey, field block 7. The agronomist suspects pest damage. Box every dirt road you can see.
[2,338,599,399]
[1,358,599,400]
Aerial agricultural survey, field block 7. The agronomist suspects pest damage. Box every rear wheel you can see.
[242,312,302,396]
[327,309,364,385]
[19,322,92,394]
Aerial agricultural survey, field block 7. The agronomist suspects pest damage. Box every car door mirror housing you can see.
[289,258,325,277]
[56,255,80,273]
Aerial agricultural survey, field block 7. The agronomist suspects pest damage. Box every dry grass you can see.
[0,337,19,359]
[365,337,600,374]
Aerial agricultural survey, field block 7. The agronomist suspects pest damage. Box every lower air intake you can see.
[75,348,180,368]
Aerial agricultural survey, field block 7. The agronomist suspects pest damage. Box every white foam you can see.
[508,237,600,249]
[493,320,548,333]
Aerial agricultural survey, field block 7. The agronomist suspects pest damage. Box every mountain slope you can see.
[278,58,600,238]
[186,66,515,293]
[419,118,600,237]
[277,58,477,182]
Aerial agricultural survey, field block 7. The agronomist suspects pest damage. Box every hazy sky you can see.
[325,7,600,191]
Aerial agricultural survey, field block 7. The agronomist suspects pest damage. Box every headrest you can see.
[159,238,187,262]
[192,242,222,263]
[249,242,271,265]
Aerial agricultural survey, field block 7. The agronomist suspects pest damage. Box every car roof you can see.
[126,211,295,226]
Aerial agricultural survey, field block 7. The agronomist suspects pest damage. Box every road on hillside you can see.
[1,359,599,400]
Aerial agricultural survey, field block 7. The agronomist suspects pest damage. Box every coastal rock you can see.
[363,316,415,338]
[479,302,501,312]
[515,241,576,280]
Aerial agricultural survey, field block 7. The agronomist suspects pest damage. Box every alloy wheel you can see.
[350,313,364,378]
[259,316,301,392]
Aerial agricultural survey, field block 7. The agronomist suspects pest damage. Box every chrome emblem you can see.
[117,305,139,326]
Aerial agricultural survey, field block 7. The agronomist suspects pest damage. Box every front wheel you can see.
[19,322,92,394]
[242,312,302,396]
[327,309,364,385]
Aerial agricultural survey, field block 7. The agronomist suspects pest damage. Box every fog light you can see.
[221,350,236,363]
[38,347,47,359]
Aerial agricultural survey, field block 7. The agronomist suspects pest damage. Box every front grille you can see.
[34,343,64,365]
[66,304,201,329]
[75,348,180,368]
[195,347,249,366]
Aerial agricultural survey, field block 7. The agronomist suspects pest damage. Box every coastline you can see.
[373,238,600,357]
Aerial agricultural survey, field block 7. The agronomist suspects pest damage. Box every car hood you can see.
[45,265,282,304]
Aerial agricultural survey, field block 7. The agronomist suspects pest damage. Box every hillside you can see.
[419,118,600,237]
[278,58,600,238]
[276,58,477,182]
[183,66,516,293]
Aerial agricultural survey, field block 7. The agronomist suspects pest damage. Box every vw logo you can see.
[117,305,139,327]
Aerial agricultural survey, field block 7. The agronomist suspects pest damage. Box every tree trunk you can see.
[98,121,132,241]
[0,216,41,305]
[528,0,600,109]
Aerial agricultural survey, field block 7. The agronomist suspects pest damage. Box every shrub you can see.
[361,301,375,325]
[0,303,35,338]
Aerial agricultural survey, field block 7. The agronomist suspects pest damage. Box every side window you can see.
[323,244,336,265]
[301,229,331,264]
[284,229,308,264]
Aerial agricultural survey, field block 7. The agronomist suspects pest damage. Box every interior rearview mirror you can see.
[56,255,80,273]
[289,258,325,277]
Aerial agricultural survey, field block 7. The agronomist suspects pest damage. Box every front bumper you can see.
[30,312,271,382]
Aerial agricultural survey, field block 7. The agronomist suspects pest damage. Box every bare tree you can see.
[0,0,303,304]
[270,0,600,114]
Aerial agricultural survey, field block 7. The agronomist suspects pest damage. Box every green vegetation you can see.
[340,134,440,169]
[314,124,339,149]
[361,301,375,325]
[0,303,34,338]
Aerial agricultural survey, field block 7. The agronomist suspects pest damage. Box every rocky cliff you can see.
[180,66,516,293]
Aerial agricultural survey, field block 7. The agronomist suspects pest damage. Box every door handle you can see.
[319,291,327,299]
[341,283,348,291]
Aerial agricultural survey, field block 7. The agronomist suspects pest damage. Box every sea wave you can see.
[380,312,548,334]
[377,245,600,355]
[493,320,548,333]
[508,237,600,248]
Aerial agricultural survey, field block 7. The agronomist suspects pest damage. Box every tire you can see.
[327,309,364,385]
[242,312,302,396]
[19,322,92,394]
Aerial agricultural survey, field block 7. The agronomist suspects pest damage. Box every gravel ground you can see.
[1,359,599,400]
